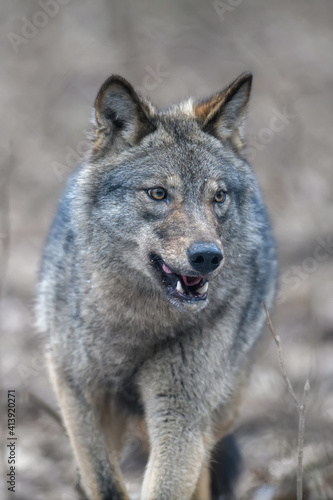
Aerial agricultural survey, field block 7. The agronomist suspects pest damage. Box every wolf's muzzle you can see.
[188,242,223,274]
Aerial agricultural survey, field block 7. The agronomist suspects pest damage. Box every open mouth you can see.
[150,254,209,303]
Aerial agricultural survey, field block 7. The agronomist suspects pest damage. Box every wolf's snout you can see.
[188,242,223,274]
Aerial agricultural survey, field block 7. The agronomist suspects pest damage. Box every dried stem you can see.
[264,302,299,408]
[297,380,310,500]
[26,391,63,428]
[263,302,310,500]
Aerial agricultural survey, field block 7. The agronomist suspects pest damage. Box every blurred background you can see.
[1,0,333,498]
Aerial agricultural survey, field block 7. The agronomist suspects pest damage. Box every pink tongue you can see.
[181,275,202,286]
[162,264,202,287]
[162,263,172,274]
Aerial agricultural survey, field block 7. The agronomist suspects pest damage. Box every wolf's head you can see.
[76,73,270,312]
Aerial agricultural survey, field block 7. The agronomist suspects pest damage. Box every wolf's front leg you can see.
[141,422,208,500]
[140,380,211,500]
[47,354,129,500]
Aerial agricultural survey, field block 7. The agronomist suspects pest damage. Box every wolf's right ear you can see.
[194,72,252,153]
[93,75,155,153]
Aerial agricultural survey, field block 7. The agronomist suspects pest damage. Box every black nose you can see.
[188,242,223,274]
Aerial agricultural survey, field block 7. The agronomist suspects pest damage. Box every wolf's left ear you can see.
[93,75,155,153]
[194,72,252,152]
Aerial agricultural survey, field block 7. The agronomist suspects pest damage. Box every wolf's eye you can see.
[147,187,167,201]
[214,191,226,203]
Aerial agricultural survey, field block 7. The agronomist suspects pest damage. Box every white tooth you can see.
[176,280,184,294]
[197,281,209,295]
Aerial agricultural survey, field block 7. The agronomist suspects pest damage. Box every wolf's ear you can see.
[93,75,155,152]
[194,72,252,152]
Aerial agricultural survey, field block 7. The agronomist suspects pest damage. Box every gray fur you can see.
[36,73,277,500]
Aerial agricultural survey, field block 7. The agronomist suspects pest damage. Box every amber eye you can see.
[147,187,167,201]
[214,191,226,203]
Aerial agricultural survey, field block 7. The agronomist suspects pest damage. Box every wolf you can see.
[36,72,277,500]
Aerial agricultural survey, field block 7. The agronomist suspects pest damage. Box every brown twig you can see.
[263,302,310,500]
[264,302,299,408]
[297,380,310,500]
[26,391,63,428]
